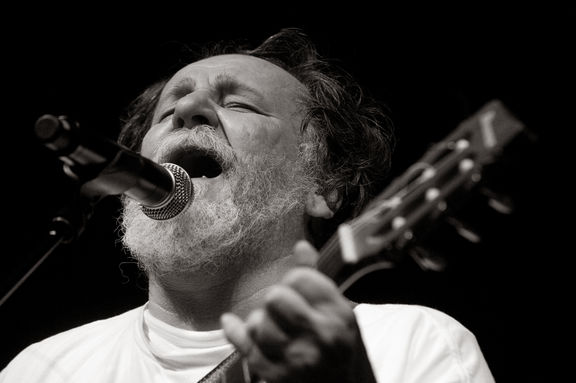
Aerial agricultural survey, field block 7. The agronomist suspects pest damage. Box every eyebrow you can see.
[164,77,196,99]
[212,73,265,102]
[161,73,265,106]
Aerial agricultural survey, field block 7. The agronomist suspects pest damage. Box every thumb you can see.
[293,240,319,268]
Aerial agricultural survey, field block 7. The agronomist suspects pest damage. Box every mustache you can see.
[153,126,237,174]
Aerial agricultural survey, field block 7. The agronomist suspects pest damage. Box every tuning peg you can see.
[480,187,515,214]
[444,216,482,243]
[408,246,447,272]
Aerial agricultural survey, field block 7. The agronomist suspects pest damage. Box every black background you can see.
[0,5,570,382]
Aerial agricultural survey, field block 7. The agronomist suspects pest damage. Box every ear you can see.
[305,190,340,219]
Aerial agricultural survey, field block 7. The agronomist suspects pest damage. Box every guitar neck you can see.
[315,99,527,292]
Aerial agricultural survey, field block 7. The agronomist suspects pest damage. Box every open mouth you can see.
[167,147,223,178]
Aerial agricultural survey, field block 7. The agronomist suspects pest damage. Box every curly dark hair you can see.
[118,28,395,246]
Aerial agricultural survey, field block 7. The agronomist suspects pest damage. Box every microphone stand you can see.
[0,187,104,308]
[0,114,110,309]
[1,113,182,308]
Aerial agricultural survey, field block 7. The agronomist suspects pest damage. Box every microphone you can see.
[34,114,193,220]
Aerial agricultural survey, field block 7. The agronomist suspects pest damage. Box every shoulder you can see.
[0,305,145,382]
[353,303,495,383]
[33,304,144,350]
[353,302,474,353]
[354,302,469,334]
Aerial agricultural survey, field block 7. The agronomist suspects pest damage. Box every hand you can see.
[221,240,377,383]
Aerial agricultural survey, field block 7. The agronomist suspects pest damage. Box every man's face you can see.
[121,54,314,275]
[141,54,308,197]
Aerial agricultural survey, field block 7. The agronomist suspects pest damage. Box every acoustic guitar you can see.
[202,98,533,382]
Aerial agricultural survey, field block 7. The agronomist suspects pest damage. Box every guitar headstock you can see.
[318,99,531,291]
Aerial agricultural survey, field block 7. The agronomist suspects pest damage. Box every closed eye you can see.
[157,108,175,122]
[224,102,260,113]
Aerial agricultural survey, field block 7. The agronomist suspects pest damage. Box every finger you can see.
[264,284,317,335]
[266,283,356,350]
[282,267,350,309]
[221,312,289,381]
[246,308,291,362]
[221,312,254,356]
[293,239,319,268]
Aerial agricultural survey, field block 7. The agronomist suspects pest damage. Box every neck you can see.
[147,253,296,331]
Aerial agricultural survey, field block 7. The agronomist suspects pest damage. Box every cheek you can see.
[140,124,165,159]
[226,116,299,159]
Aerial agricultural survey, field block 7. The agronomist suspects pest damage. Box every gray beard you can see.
[119,131,313,277]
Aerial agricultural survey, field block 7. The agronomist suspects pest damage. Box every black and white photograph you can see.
[0,6,568,382]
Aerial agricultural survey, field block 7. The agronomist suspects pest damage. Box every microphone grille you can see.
[141,163,193,220]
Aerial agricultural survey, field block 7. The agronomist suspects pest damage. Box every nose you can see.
[172,89,219,130]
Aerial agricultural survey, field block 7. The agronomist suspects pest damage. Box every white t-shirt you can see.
[0,303,495,382]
